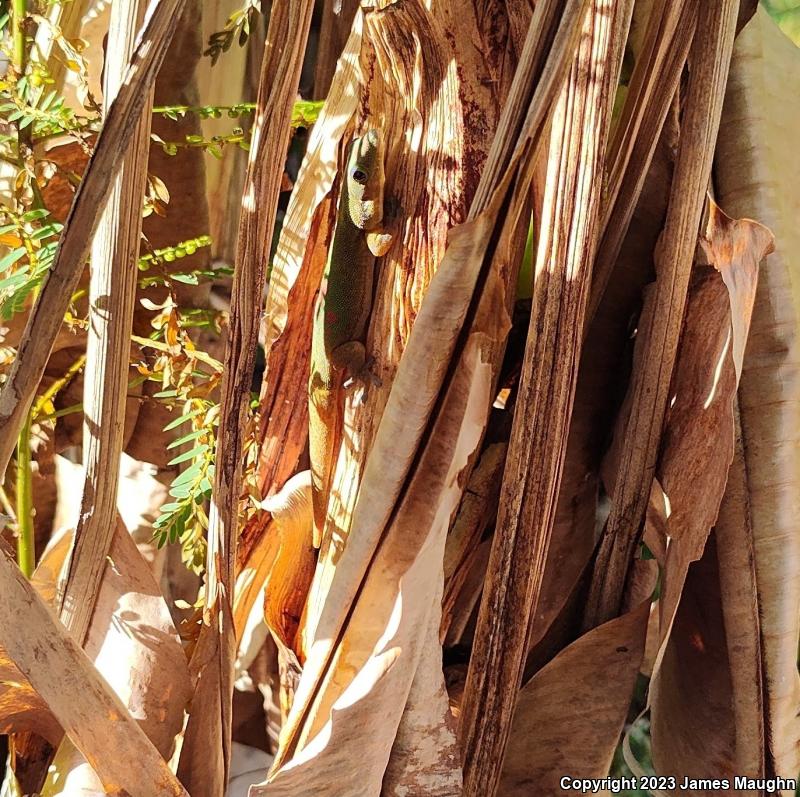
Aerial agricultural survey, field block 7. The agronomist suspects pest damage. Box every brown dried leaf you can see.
[259,471,316,660]
[652,258,751,648]
[646,203,771,786]
[650,424,765,787]
[699,200,774,379]
[499,602,649,796]
[650,533,740,789]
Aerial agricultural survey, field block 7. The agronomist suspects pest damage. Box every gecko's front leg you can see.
[331,341,382,396]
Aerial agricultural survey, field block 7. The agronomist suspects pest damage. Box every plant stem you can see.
[12,0,26,74]
[11,0,37,575]
[31,354,87,418]
[15,412,34,578]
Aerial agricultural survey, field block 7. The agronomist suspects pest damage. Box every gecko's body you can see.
[309,129,392,547]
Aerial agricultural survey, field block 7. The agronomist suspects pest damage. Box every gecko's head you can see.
[346,129,385,230]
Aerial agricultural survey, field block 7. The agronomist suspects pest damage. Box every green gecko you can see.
[308,129,393,548]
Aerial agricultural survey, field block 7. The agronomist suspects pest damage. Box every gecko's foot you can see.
[366,230,393,258]
[343,357,382,399]
[367,198,402,257]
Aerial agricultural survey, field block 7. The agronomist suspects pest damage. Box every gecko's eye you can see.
[351,168,368,184]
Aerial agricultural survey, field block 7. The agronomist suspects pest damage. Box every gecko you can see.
[308,128,393,548]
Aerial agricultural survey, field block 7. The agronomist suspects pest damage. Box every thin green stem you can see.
[152,102,257,117]
[11,0,26,74]
[15,411,34,578]
[31,353,86,417]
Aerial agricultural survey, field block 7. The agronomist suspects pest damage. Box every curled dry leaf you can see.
[650,432,766,792]
[650,196,772,657]
[650,532,741,791]
[699,200,775,379]
[259,470,316,661]
[498,601,650,796]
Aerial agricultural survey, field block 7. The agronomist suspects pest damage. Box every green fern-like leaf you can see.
[153,401,218,573]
